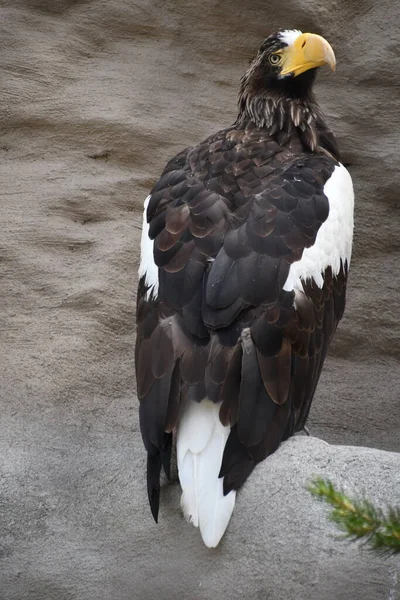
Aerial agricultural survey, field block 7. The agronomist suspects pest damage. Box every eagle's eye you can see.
[269,54,282,66]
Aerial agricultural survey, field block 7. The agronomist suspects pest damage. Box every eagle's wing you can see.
[136,122,354,528]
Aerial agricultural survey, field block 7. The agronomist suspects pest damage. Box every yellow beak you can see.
[279,33,336,77]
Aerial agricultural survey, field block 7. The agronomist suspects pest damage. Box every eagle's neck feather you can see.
[236,91,323,152]
[235,58,330,152]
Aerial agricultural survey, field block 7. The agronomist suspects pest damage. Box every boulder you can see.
[1,435,399,600]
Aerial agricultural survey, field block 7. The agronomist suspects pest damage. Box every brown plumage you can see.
[135,29,353,546]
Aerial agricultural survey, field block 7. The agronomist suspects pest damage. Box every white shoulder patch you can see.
[278,29,302,46]
[283,163,354,291]
[138,195,159,299]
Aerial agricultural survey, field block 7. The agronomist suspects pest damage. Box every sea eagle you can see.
[136,29,354,548]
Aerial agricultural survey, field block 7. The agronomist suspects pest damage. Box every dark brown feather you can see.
[220,343,243,427]
[256,337,291,405]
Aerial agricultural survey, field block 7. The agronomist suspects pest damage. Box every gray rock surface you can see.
[1,435,399,600]
[1,1,399,599]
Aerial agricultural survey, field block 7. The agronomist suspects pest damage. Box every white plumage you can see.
[283,164,354,292]
[278,29,302,46]
[177,399,236,548]
[138,195,159,299]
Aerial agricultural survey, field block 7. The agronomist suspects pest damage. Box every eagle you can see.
[135,29,354,548]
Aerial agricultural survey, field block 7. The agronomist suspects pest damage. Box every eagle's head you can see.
[260,30,335,80]
[241,29,336,102]
[238,29,336,139]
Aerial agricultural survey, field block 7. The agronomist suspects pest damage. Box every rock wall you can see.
[1,1,399,599]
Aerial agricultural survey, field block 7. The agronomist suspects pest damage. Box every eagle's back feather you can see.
[136,118,353,545]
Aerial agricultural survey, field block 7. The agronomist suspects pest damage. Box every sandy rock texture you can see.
[1,1,399,599]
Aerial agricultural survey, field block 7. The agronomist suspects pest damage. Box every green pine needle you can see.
[307,476,400,556]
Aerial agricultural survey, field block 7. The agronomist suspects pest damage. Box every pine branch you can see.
[307,476,400,556]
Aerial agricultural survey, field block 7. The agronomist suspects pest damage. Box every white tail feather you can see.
[177,399,236,548]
